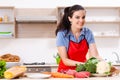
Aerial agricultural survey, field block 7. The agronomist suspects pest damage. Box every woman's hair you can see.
[55,4,85,36]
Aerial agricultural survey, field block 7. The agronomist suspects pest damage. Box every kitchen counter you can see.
[1,72,120,80]
[2,76,120,80]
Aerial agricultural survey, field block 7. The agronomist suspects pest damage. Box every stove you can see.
[23,62,51,73]
[23,62,45,65]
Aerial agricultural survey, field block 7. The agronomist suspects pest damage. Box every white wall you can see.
[0,38,57,63]
[0,0,120,64]
[0,0,120,8]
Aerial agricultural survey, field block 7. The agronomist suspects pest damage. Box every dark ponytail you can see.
[55,7,71,36]
[55,4,85,36]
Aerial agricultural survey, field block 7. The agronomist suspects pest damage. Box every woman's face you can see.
[68,10,86,30]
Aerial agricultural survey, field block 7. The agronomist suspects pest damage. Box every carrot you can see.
[51,72,74,78]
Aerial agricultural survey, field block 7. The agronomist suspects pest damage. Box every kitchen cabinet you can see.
[85,7,120,38]
[0,6,16,38]
[16,22,57,38]
[0,6,120,38]
[16,8,57,38]
[57,7,120,38]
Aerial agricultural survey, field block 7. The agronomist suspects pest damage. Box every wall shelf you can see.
[0,6,16,38]
[16,16,57,23]
[0,22,15,24]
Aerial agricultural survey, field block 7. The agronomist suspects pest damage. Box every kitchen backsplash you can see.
[0,38,120,64]
[0,38,57,63]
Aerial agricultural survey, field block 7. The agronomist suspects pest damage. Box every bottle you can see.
[56,53,60,64]
[0,17,3,22]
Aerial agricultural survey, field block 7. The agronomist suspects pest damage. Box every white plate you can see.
[91,73,111,77]
[26,73,51,79]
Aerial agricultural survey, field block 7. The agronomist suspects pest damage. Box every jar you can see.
[4,15,9,22]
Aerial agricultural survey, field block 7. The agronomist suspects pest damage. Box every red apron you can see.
[58,36,89,72]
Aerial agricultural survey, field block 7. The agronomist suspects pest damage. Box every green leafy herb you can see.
[0,60,6,78]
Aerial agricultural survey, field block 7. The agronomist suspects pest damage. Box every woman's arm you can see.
[57,46,84,66]
[88,43,103,60]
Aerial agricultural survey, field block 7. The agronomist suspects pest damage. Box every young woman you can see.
[55,4,102,72]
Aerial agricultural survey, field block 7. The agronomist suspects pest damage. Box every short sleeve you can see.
[86,29,95,45]
[56,31,66,47]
